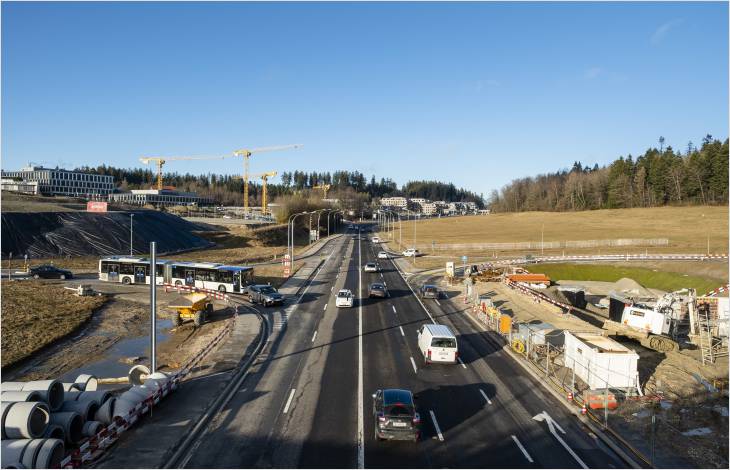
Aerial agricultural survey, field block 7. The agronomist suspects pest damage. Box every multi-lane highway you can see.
[183,224,629,469]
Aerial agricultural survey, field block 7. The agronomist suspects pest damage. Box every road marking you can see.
[357,232,364,468]
[410,356,418,374]
[311,331,317,343]
[392,305,397,313]
[399,326,405,336]
[380,272,383,278]
[511,435,533,463]
[533,411,587,468]
[458,357,467,369]
[429,410,444,441]
[434,299,441,306]
[331,286,334,292]
[323,303,328,311]
[283,388,296,414]
[479,389,492,405]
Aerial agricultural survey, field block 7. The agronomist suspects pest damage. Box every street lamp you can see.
[130,213,134,256]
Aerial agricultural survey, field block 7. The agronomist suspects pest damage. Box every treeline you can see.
[76,165,484,207]
[489,135,729,212]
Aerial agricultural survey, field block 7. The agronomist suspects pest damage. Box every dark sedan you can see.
[368,283,388,298]
[29,265,73,280]
[419,284,439,299]
[372,389,420,442]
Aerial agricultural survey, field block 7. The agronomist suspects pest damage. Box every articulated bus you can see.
[98,256,254,293]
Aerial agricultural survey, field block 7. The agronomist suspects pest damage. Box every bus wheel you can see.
[218,285,226,293]
[174,280,182,286]
[173,314,182,327]
[206,303,214,315]
[194,311,204,327]
[122,277,131,285]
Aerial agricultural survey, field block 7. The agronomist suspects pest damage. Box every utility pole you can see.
[541,222,544,255]
[130,213,135,256]
[149,241,157,373]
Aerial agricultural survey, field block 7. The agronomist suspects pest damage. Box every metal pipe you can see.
[130,213,134,256]
[150,241,157,373]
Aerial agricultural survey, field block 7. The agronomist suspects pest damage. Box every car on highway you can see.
[372,388,420,442]
[418,324,459,364]
[363,262,379,273]
[402,248,420,257]
[377,251,389,259]
[245,284,284,306]
[29,265,73,280]
[371,236,380,243]
[419,284,439,299]
[368,283,388,298]
[335,289,354,308]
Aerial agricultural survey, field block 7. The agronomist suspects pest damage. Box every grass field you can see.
[1,280,108,368]
[390,206,728,255]
[532,263,724,294]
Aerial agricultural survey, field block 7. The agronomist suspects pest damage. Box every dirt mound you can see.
[613,277,655,298]
[1,210,213,257]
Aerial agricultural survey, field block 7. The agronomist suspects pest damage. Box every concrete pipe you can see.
[19,438,45,469]
[93,398,116,426]
[61,383,83,392]
[77,391,112,407]
[143,372,170,393]
[1,402,50,439]
[48,412,82,445]
[82,421,102,438]
[0,383,26,392]
[120,385,154,404]
[0,391,43,403]
[60,400,99,422]
[3,463,25,469]
[20,381,64,412]
[61,391,82,402]
[128,365,150,386]
[42,424,65,440]
[73,375,98,392]
[112,397,141,422]
[33,438,64,469]
[1,440,31,468]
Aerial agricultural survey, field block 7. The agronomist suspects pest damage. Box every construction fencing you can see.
[425,238,669,251]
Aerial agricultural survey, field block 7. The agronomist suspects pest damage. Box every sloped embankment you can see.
[1,210,213,257]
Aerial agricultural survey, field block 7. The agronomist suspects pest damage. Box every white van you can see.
[417,324,458,364]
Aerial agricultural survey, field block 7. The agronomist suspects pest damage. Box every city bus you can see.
[98,256,254,293]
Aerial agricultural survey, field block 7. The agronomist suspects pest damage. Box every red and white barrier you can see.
[703,284,730,298]
[504,278,573,313]
[162,283,230,301]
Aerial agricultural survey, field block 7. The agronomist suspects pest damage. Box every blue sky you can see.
[2,1,728,197]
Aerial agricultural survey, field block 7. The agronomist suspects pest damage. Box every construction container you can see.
[583,390,618,410]
[558,286,587,309]
[498,314,512,334]
[507,273,551,288]
[564,331,640,392]
[514,321,564,348]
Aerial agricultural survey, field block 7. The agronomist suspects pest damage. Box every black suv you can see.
[372,389,420,442]
[245,284,284,306]
[29,265,73,280]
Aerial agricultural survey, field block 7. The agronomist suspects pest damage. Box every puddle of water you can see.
[60,319,173,387]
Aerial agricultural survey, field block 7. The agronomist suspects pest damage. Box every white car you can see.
[335,289,354,308]
[402,248,420,257]
[377,251,389,259]
[371,236,380,243]
[363,262,379,272]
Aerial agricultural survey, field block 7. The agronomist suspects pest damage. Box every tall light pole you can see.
[130,213,134,256]
[541,222,545,256]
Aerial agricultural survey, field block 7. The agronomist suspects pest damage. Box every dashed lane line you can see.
[410,356,418,374]
[511,435,533,463]
[392,305,396,313]
[323,303,328,311]
[399,326,405,337]
[429,410,444,441]
[479,389,492,405]
[311,331,317,343]
[458,357,467,369]
[283,388,296,414]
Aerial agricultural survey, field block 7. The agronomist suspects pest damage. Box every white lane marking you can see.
[323,303,328,311]
[410,356,418,374]
[331,286,334,292]
[533,411,587,468]
[392,305,397,313]
[458,357,467,369]
[511,435,533,463]
[435,299,441,306]
[389,258,436,324]
[357,232,364,468]
[479,389,492,405]
[399,326,405,336]
[429,410,444,441]
[311,330,317,343]
[283,388,296,414]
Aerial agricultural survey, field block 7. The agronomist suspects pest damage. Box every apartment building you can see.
[1,166,114,197]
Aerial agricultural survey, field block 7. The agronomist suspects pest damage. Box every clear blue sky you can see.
[2,1,728,197]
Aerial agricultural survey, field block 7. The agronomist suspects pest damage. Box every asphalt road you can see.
[182,224,628,469]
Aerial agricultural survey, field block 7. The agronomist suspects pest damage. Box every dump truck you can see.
[168,292,213,327]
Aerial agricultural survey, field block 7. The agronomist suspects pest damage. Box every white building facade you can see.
[1,166,114,197]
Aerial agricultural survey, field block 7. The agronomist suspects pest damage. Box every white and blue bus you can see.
[98,256,254,293]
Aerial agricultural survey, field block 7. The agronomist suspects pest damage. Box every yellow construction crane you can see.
[139,155,227,190]
[231,144,302,213]
[235,171,277,215]
[313,184,331,199]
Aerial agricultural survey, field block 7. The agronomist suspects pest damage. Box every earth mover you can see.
[169,292,214,327]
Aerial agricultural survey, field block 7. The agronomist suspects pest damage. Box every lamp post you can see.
[288,211,312,269]
[130,213,134,256]
[541,222,545,256]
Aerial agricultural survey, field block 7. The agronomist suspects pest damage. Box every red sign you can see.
[87,201,108,212]
[283,254,291,276]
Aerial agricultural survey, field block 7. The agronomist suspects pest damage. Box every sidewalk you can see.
[278,234,342,296]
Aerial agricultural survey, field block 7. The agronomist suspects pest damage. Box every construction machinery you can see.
[313,183,331,199]
[139,155,227,190]
[168,292,213,327]
[234,171,277,215]
[231,144,302,214]
[603,289,698,353]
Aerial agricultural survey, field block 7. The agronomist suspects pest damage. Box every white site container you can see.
[564,331,640,392]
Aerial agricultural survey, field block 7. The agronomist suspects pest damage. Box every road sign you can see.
[461,255,468,262]
[283,254,291,276]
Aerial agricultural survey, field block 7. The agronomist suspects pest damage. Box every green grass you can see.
[531,263,725,294]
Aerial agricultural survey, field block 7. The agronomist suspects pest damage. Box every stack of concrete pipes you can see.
[0,374,111,469]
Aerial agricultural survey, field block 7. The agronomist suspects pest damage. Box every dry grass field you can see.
[1,280,108,368]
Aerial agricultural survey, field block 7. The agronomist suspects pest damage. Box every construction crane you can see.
[235,171,277,215]
[313,184,331,199]
[231,144,302,213]
[139,155,226,190]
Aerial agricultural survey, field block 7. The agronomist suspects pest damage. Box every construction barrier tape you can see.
[702,283,730,298]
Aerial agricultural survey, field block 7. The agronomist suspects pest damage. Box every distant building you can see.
[379,196,408,209]
[420,202,438,216]
[1,165,114,197]
[478,209,491,215]
[1,178,39,195]
[108,189,212,207]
